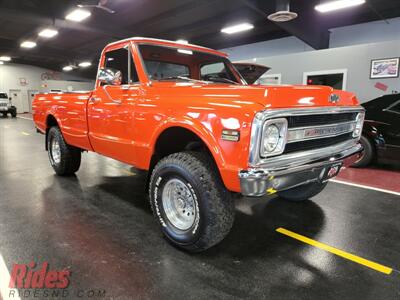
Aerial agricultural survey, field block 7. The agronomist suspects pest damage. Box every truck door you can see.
[87,45,141,164]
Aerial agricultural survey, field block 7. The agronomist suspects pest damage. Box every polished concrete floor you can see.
[0,116,399,300]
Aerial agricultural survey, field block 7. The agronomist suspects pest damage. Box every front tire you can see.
[278,181,328,202]
[149,151,235,252]
[47,126,81,176]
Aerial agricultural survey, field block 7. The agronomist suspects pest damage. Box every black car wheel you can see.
[10,107,17,118]
[352,136,375,168]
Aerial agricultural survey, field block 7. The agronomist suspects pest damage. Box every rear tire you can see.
[278,181,328,202]
[149,151,235,252]
[352,135,374,168]
[47,126,81,176]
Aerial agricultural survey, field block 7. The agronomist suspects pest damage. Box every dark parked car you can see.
[353,94,400,167]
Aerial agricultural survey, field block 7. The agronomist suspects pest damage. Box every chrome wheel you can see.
[162,178,198,231]
[50,138,61,165]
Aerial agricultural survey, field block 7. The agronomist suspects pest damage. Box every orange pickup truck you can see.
[33,37,365,252]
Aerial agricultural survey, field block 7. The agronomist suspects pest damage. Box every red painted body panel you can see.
[32,38,360,193]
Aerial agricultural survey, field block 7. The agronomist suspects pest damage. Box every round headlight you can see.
[264,124,280,152]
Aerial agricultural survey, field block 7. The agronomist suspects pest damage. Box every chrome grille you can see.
[283,113,358,154]
[0,103,7,107]
[287,112,357,127]
[248,106,364,167]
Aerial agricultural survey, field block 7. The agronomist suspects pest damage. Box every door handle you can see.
[89,97,100,103]
[112,99,122,104]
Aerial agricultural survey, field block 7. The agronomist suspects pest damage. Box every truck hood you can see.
[233,63,270,84]
[151,82,359,109]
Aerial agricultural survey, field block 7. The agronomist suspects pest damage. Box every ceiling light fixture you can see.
[0,61,4,65]
[177,49,193,55]
[176,39,189,44]
[79,61,92,68]
[315,0,366,13]
[63,66,73,71]
[267,0,298,22]
[221,23,254,34]
[38,28,59,38]
[21,41,37,49]
[65,9,91,22]
[0,56,11,61]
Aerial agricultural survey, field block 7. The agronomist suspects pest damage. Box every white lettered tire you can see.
[149,151,235,252]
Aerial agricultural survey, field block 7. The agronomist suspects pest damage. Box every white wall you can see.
[42,80,94,93]
[221,36,314,61]
[0,63,94,113]
[246,40,400,103]
[221,17,400,103]
[221,17,400,61]
[330,17,400,48]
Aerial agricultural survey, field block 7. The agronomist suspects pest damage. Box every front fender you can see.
[150,117,227,168]
[143,113,253,193]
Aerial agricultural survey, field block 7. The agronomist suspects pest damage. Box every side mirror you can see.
[9,97,12,100]
[98,68,122,86]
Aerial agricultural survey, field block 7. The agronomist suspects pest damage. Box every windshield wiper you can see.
[205,76,238,84]
[158,76,208,83]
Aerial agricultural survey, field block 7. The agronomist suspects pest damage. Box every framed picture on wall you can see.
[370,58,399,79]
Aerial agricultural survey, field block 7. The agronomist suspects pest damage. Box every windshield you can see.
[139,44,242,84]
[0,93,7,99]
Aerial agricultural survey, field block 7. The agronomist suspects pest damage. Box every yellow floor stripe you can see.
[276,227,393,275]
[21,131,30,136]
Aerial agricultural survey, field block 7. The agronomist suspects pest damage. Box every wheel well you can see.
[45,115,58,150]
[146,127,216,189]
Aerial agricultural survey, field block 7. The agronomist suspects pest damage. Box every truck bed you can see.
[33,91,93,151]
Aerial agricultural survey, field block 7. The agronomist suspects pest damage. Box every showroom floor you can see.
[0,117,399,299]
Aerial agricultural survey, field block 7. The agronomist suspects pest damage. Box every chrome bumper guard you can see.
[239,141,363,197]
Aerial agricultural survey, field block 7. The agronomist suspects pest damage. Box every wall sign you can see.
[19,78,28,86]
[370,58,399,79]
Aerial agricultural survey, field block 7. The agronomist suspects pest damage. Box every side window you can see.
[200,62,237,82]
[104,47,139,84]
[388,101,400,113]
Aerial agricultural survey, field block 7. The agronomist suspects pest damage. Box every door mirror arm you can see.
[98,68,123,86]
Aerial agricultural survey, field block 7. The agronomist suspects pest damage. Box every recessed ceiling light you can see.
[221,23,254,34]
[21,41,37,48]
[0,56,11,61]
[65,9,91,22]
[63,66,73,71]
[79,61,92,68]
[0,61,4,65]
[38,28,59,38]
[176,39,189,44]
[315,0,366,13]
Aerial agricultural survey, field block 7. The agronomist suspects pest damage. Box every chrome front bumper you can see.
[239,141,363,197]
[0,107,9,111]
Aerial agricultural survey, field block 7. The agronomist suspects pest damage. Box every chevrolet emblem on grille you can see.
[287,122,355,143]
[329,93,340,103]
[304,123,353,138]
